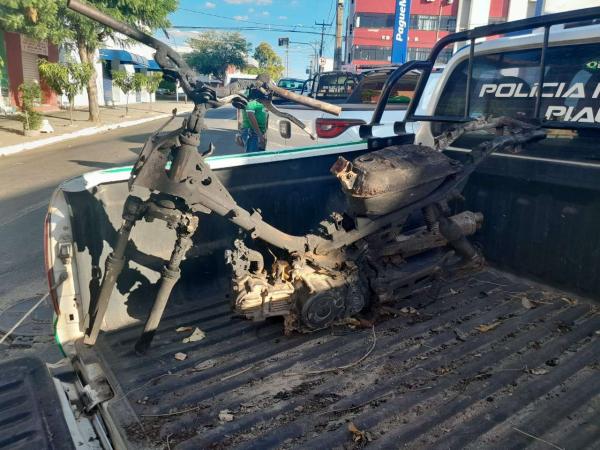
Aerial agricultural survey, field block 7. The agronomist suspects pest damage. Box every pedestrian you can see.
[238,99,268,152]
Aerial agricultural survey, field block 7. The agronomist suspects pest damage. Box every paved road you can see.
[0,107,242,309]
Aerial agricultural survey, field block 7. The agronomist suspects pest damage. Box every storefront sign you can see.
[21,36,48,56]
[391,0,412,64]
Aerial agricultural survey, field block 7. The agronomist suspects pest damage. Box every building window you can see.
[352,46,392,62]
[407,47,453,63]
[489,17,507,25]
[407,47,430,61]
[410,15,456,32]
[356,13,394,28]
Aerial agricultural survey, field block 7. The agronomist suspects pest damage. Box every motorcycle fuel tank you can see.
[331,144,462,216]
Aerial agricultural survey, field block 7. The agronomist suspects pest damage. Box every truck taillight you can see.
[315,118,365,139]
[43,212,60,314]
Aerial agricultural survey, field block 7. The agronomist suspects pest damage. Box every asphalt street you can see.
[0,106,242,310]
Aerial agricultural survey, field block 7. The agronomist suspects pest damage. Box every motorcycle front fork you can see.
[84,194,199,354]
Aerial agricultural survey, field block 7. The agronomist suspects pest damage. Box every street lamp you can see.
[289,41,319,77]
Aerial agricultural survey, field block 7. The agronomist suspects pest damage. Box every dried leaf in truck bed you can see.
[175,326,193,332]
[348,422,367,443]
[174,352,187,361]
[183,328,206,343]
[475,321,501,333]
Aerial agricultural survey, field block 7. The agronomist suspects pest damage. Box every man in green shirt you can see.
[239,100,268,152]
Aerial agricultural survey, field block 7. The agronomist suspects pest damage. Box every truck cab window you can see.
[433,42,600,163]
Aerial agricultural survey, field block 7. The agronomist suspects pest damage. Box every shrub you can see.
[18,81,42,131]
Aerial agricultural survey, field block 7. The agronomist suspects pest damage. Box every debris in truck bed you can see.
[194,359,216,371]
[173,352,187,361]
[182,328,206,343]
[475,321,502,333]
[219,410,234,422]
[88,268,600,449]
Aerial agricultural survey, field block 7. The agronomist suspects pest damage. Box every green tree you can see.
[112,70,136,116]
[186,31,251,82]
[0,0,177,122]
[145,72,163,110]
[38,59,92,124]
[133,72,147,94]
[248,42,284,82]
[18,81,42,132]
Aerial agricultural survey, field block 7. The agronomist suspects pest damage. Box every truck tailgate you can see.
[78,268,599,449]
[0,357,74,450]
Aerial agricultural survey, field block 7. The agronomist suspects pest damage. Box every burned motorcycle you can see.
[68,0,546,353]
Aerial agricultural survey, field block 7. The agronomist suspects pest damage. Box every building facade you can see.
[344,0,596,70]
[0,31,163,112]
[0,31,59,112]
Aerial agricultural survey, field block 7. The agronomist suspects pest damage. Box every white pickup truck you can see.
[6,7,600,450]
[274,67,442,146]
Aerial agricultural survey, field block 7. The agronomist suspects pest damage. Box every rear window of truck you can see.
[433,42,600,163]
[435,42,600,125]
[346,71,419,106]
[315,73,359,100]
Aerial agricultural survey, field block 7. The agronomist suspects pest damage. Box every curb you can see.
[0,112,179,157]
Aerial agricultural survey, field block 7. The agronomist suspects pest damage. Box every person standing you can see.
[239,100,268,152]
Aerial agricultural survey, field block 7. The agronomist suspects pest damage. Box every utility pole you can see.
[334,0,344,69]
[315,19,331,73]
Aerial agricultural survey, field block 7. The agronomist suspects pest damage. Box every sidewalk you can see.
[0,100,194,156]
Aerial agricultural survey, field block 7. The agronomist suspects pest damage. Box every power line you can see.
[171,26,406,44]
[178,7,321,30]
[173,25,338,37]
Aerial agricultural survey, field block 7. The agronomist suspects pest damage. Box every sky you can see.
[162,0,341,79]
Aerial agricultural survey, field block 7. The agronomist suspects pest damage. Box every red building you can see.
[345,0,511,70]
[0,31,59,110]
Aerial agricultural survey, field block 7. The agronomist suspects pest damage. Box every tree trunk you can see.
[69,96,74,125]
[77,41,100,123]
[125,94,129,117]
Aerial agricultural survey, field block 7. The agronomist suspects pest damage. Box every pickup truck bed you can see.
[78,267,599,449]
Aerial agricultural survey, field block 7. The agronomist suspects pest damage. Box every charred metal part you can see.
[262,100,317,140]
[332,145,462,217]
[367,211,483,259]
[369,251,453,303]
[135,213,199,354]
[225,239,265,278]
[433,116,538,152]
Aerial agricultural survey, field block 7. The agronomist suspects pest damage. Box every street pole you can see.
[334,0,344,69]
[315,20,331,73]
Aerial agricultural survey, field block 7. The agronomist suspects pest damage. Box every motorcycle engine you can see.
[227,240,367,332]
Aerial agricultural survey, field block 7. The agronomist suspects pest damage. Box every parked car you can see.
[276,77,305,93]
[20,8,600,450]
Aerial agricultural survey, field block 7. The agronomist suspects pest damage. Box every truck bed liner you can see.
[82,268,599,449]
